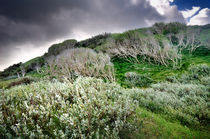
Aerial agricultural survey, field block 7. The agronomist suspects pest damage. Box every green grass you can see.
[113,55,210,87]
[0,79,16,89]
[0,77,34,89]
[111,28,148,41]
[124,108,210,139]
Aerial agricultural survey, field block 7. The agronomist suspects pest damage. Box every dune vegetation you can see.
[0,22,209,138]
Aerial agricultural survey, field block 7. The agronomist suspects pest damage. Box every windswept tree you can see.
[34,62,41,73]
[152,22,165,34]
[47,48,115,82]
[108,32,181,67]
[20,65,25,77]
[17,72,20,78]
[167,27,203,54]
[186,28,202,53]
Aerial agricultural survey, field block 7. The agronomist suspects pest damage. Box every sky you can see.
[0,0,210,71]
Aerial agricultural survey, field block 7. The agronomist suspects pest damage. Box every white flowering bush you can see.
[129,82,209,126]
[0,77,136,138]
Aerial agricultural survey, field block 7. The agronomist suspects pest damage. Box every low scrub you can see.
[125,72,153,87]
[129,82,209,127]
[0,77,136,138]
[47,48,115,82]
[166,64,210,84]
[188,64,210,77]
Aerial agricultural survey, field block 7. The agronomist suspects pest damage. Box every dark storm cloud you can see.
[0,0,185,71]
[0,0,90,44]
[0,0,90,22]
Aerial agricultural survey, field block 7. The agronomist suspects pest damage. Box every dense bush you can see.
[47,48,115,82]
[125,72,153,87]
[76,33,111,49]
[47,39,77,56]
[0,63,22,78]
[152,22,186,35]
[23,56,45,73]
[0,77,136,138]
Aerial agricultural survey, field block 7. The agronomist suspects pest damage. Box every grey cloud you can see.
[0,0,185,71]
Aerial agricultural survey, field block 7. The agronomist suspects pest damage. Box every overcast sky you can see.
[0,0,210,71]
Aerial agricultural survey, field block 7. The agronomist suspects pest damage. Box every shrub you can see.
[200,76,210,86]
[152,22,186,35]
[76,33,111,49]
[125,72,153,87]
[188,64,210,77]
[47,39,77,56]
[47,48,115,82]
[129,82,209,127]
[0,77,136,138]
[0,63,22,78]
[167,64,210,84]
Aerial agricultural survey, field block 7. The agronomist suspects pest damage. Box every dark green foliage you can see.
[152,22,165,34]
[192,46,210,56]
[152,22,186,35]
[125,72,153,87]
[0,63,21,78]
[0,56,45,79]
[23,56,45,73]
[163,22,186,35]
[47,39,77,56]
[76,33,111,49]
[111,29,146,41]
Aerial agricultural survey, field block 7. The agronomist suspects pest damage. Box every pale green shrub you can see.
[188,64,210,77]
[129,82,209,126]
[200,76,210,86]
[125,72,153,87]
[167,64,210,84]
[47,48,115,82]
[0,77,136,138]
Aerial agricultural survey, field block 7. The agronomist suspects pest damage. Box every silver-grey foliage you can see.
[47,48,115,81]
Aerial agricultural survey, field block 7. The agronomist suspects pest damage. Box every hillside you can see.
[0,22,209,80]
[0,22,210,138]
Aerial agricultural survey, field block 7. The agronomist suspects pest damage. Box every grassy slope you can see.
[113,55,210,87]
[123,108,209,138]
